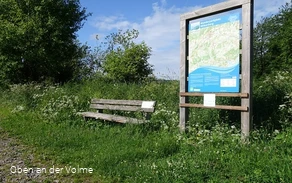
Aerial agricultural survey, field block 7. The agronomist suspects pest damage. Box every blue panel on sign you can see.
[188,10,240,93]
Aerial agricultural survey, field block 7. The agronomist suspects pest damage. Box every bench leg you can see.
[145,113,151,120]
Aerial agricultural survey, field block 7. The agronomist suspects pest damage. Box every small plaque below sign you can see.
[203,94,216,107]
[141,101,155,109]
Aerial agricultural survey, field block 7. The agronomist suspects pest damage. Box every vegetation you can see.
[253,1,292,77]
[0,0,292,182]
[0,75,292,182]
[0,0,90,84]
[100,29,153,82]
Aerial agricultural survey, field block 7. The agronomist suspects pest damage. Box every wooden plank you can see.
[180,0,251,20]
[241,0,253,139]
[179,17,188,132]
[180,103,248,111]
[180,92,249,98]
[90,104,140,111]
[91,99,143,106]
[90,104,155,113]
[78,112,146,124]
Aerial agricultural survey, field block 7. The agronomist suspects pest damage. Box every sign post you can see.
[179,0,253,140]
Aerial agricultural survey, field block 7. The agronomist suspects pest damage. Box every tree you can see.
[253,0,292,77]
[101,29,153,82]
[76,43,104,79]
[0,0,90,83]
[274,1,292,72]
[253,16,278,77]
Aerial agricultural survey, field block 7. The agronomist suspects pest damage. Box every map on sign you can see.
[188,11,240,92]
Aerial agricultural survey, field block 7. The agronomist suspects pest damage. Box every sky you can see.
[77,0,290,79]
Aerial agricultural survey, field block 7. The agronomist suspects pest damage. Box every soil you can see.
[0,127,68,183]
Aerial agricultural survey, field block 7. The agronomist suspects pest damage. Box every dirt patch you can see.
[0,127,67,183]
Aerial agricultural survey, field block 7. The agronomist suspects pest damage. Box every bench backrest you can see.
[90,99,156,113]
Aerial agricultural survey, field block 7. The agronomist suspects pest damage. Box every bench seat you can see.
[79,112,146,124]
[78,99,156,124]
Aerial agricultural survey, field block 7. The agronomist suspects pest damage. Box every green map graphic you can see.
[188,20,239,73]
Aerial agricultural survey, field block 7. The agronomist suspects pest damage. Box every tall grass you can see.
[0,74,292,182]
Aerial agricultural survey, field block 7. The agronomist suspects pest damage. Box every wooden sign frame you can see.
[179,0,253,139]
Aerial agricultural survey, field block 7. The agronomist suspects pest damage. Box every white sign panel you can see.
[203,94,216,107]
[141,101,155,109]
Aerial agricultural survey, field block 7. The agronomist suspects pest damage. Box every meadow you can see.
[0,73,292,182]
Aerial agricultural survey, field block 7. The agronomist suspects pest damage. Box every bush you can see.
[2,76,292,182]
[103,43,153,82]
[253,71,292,129]
[101,29,153,83]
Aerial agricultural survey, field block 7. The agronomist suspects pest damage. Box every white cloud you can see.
[136,3,201,78]
[254,0,290,23]
[92,1,200,78]
[91,0,290,77]
[94,15,138,31]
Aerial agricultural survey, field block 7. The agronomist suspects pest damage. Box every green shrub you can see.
[1,77,292,182]
[253,71,292,129]
[103,43,153,82]
[101,29,153,83]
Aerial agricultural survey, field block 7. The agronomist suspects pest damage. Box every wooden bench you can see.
[78,99,156,124]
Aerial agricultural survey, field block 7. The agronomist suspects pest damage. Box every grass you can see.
[2,111,292,182]
[0,76,292,182]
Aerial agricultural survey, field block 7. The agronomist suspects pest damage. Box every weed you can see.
[0,76,292,182]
